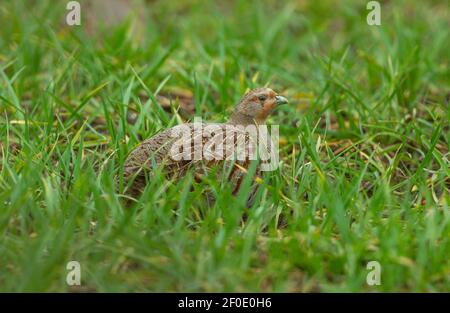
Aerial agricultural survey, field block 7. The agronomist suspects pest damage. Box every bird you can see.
[117,87,288,205]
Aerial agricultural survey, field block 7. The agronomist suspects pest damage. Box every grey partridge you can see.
[118,87,288,204]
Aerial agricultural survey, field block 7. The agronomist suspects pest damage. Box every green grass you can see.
[0,0,449,292]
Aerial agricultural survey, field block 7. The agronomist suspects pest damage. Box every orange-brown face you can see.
[237,88,288,122]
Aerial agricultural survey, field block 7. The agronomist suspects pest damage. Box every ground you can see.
[0,0,449,292]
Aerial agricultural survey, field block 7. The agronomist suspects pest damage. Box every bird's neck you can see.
[228,111,264,126]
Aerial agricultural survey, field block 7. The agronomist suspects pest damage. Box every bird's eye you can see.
[258,95,267,101]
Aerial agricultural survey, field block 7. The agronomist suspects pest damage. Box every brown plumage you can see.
[117,87,288,204]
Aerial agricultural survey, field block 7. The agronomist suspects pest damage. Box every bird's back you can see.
[119,122,262,201]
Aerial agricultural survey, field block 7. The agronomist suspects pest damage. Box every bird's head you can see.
[230,87,288,125]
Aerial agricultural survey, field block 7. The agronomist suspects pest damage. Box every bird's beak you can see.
[275,95,288,105]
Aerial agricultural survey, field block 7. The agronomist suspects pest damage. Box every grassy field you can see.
[0,0,449,292]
